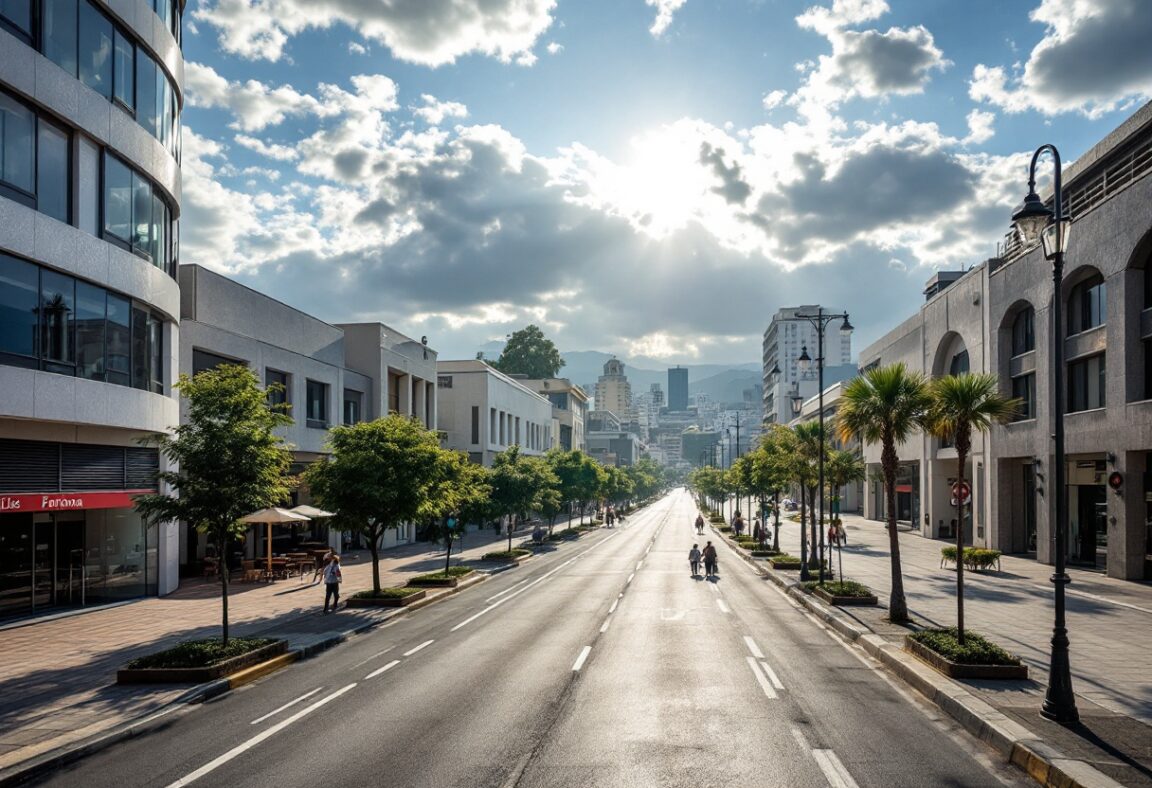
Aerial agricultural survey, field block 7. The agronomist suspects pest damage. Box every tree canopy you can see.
[492,324,565,379]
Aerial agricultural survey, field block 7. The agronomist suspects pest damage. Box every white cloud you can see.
[647,0,688,37]
[183,61,332,132]
[762,90,787,110]
[412,94,469,126]
[546,41,563,55]
[348,42,368,55]
[963,109,995,145]
[234,134,299,161]
[970,0,1152,118]
[795,0,888,36]
[194,0,557,66]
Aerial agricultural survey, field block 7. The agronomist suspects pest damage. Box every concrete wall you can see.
[438,361,554,465]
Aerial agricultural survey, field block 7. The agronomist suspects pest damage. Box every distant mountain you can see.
[689,369,762,406]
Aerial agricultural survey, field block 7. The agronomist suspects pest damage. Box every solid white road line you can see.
[365,659,401,680]
[349,646,395,670]
[791,727,810,751]
[717,599,731,614]
[812,750,860,788]
[486,577,531,603]
[166,683,356,787]
[572,645,592,671]
[451,558,576,631]
[249,687,323,725]
[403,639,434,657]
[608,599,619,614]
[707,583,719,594]
[600,617,611,633]
[627,572,635,585]
[759,660,785,690]
[743,636,764,659]
[636,560,644,569]
[746,656,777,699]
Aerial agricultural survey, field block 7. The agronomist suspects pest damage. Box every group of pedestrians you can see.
[688,542,718,578]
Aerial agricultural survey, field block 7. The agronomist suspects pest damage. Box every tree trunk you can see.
[369,529,381,593]
[507,515,513,553]
[772,491,781,552]
[799,485,808,566]
[807,484,819,569]
[883,438,909,623]
[955,430,969,646]
[219,533,230,645]
[444,531,453,575]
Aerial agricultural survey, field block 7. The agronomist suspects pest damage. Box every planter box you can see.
[407,571,475,588]
[749,550,779,558]
[904,637,1029,680]
[346,589,428,608]
[812,586,878,606]
[769,560,804,570]
[117,640,287,684]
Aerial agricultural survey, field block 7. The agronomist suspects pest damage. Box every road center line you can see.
[166,683,356,788]
[707,583,719,595]
[365,659,401,680]
[486,577,531,603]
[608,599,619,614]
[636,560,643,570]
[812,750,860,788]
[745,656,777,699]
[451,557,577,631]
[626,572,635,585]
[717,598,730,614]
[249,687,323,725]
[600,617,611,633]
[743,636,764,659]
[403,639,434,657]
[572,645,592,671]
[759,660,785,690]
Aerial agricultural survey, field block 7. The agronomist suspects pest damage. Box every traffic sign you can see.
[951,481,971,504]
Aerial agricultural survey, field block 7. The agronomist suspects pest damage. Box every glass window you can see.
[131,306,148,389]
[0,0,31,38]
[105,293,130,385]
[103,154,132,244]
[135,54,157,138]
[343,390,362,425]
[77,135,99,235]
[42,0,78,77]
[1145,267,1152,310]
[75,281,105,380]
[39,268,75,371]
[0,254,39,359]
[148,315,162,393]
[948,349,969,377]
[1145,340,1152,401]
[1068,274,1106,335]
[265,368,288,408]
[79,1,113,100]
[113,29,134,111]
[0,92,35,196]
[131,170,152,257]
[306,380,328,426]
[155,0,172,31]
[1011,374,1034,421]
[1011,307,1034,356]
[471,405,479,444]
[150,193,167,271]
[158,72,172,151]
[191,348,237,375]
[1068,354,1106,412]
[37,119,69,223]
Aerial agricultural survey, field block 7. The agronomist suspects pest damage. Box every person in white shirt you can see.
[322,554,343,613]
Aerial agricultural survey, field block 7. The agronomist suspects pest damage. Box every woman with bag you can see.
[702,541,718,578]
[322,554,343,613]
[688,544,702,577]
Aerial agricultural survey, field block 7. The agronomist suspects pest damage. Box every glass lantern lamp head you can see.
[1040,216,1071,261]
[839,314,854,336]
[1011,189,1053,246]
[791,395,804,416]
[797,345,811,372]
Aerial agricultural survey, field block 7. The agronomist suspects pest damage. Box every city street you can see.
[36,491,1024,788]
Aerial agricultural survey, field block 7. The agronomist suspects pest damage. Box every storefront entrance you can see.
[1070,484,1107,568]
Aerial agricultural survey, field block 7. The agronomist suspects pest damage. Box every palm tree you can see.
[793,422,828,571]
[927,372,1020,645]
[837,363,932,623]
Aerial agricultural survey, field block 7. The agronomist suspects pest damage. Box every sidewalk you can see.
[764,513,1152,786]
[0,525,528,776]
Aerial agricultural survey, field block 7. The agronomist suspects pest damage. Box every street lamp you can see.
[1012,144,1077,725]
[790,390,811,579]
[795,309,853,584]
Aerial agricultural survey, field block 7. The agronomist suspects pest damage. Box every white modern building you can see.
[520,377,589,452]
[594,358,633,425]
[762,306,854,425]
[437,360,554,466]
[0,0,185,619]
[339,323,439,431]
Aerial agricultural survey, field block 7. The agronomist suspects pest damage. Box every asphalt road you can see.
[36,490,1025,788]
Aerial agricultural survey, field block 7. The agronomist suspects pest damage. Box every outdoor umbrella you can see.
[239,507,311,574]
[288,505,335,518]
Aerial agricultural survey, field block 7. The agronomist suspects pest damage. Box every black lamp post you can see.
[790,390,811,580]
[1012,144,1078,725]
[797,309,854,584]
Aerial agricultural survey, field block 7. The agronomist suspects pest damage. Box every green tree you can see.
[790,422,826,569]
[927,372,1019,644]
[626,458,663,503]
[824,448,866,580]
[426,450,492,574]
[492,325,565,379]
[305,415,443,594]
[755,426,796,551]
[491,446,559,552]
[135,364,293,644]
[549,449,605,527]
[600,464,635,508]
[837,363,932,623]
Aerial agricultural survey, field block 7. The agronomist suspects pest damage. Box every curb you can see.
[713,528,1123,788]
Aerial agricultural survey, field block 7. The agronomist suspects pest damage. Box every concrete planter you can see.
[407,571,476,588]
[904,637,1029,680]
[345,589,428,608]
[769,559,804,570]
[812,586,878,606]
[117,640,287,684]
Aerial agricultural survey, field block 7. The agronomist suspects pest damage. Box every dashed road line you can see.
[403,639,434,657]
[451,557,577,631]
[572,645,592,671]
[626,572,635,585]
[717,599,731,614]
[759,660,784,690]
[365,659,401,680]
[746,656,777,699]
[608,598,619,614]
[600,617,611,633]
[486,577,531,603]
[812,750,860,788]
[249,687,323,725]
[743,636,764,659]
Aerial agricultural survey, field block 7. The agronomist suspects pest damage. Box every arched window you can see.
[948,350,969,376]
[1011,307,1035,355]
[1067,273,1106,335]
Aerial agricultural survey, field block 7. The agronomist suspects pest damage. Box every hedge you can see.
[908,628,1022,666]
[801,580,872,598]
[482,549,531,560]
[409,567,475,583]
[940,547,1002,571]
[352,587,424,599]
[125,637,278,670]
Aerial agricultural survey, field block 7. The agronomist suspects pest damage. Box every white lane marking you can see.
[451,557,577,631]
[707,583,719,595]
[166,683,356,788]
[572,645,592,671]
[812,750,860,788]
[600,617,611,633]
[486,577,531,602]
[746,656,777,699]
[717,599,731,614]
[791,727,810,751]
[350,646,395,670]
[608,599,619,614]
[759,660,784,690]
[743,636,764,659]
[249,687,323,725]
[365,659,401,680]
[403,639,434,657]
[627,572,635,585]
[636,560,644,569]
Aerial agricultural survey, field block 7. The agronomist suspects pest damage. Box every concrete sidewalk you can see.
[760,512,1152,786]
[0,525,534,776]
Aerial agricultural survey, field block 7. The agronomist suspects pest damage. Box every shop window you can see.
[1011,374,1035,421]
[36,118,69,223]
[112,28,134,112]
[1067,274,1106,335]
[0,254,39,361]
[78,0,112,99]
[265,368,289,408]
[343,389,362,425]
[42,0,78,77]
[0,0,32,38]
[1068,353,1106,412]
[1011,307,1035,356]
[0,92,35,199]
[75,281,105,380]
[306,380,328,428]
[105,293,130,385]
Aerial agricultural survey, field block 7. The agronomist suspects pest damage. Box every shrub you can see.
[940,547,1002,571]
[802,580,873,598]
[410,567,475,583]
[352,587,424,599]
[909,628,1021,666]
[718,525,733,533]
[125,638,278,670]
[548,528,580,541]
[482,549,531,561]
[750,549,779,557]
[768,553,799,563]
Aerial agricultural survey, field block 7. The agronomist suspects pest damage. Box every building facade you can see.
[762,306,853,425]
[594,358,633,424]
[667,366,688,411]
[0,0,185,620]
[788,382,863,514]
[338,323,438,431]
[520,377,589,452]
[437,360,554,466]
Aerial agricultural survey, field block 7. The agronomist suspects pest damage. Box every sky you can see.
[178,0,1152,364]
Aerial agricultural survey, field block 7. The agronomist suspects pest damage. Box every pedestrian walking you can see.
[606,508,615,528]
[312,548,334,583]
[702,541,718,578]
[753,519,763,544]
[322,554,342,613]
[688,544,702,577]
[694,514,705,535]
[733,515,745,538]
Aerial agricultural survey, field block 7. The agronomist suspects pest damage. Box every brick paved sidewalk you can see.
[766,512,1152,725]
[0,524,542,774]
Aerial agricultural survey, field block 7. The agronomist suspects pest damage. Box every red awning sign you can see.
[895,484,913,493]
[0,490,153,514]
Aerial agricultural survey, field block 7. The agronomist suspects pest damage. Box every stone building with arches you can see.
[859,101,1152,581]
